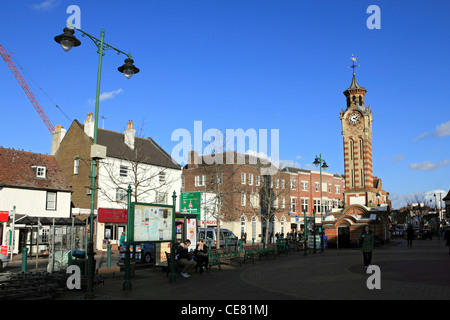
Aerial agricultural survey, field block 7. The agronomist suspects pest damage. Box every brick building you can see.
[52,113,182,250]
[182,151,345,242]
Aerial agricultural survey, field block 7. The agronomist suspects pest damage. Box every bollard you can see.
[107,244,111,268]
[22,247,28,273]
[225,239,228,248]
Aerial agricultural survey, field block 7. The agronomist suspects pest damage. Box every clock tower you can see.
[340,56,377,207]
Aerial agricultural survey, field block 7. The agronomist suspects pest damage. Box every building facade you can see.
[182,151,345,243]
[52,114,182,250]
[0,148,72,255]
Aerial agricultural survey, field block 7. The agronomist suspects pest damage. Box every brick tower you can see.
[339,56,377,207]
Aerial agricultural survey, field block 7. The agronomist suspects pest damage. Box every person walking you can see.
[406,224,414,247]
[359,225,374,268]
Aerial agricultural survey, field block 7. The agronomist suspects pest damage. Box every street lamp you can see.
[55,25,139,298]
[313,154,328,253]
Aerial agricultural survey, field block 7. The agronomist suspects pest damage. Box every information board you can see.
[132,203,174,242]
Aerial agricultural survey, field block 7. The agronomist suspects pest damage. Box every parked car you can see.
[119,243,154,264]
[198,228,239,248]
[0,253,9,271]
[393,228,404,237]
[417,228,432,240]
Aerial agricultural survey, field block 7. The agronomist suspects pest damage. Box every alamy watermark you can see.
[366,265,381,289]
[367,5,381,30]
[171,121,280,175]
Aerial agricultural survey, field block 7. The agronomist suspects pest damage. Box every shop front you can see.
[97,208,127,251]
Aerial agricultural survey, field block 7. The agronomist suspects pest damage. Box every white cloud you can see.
[433,120,450,137]
[32,0,61,11]
[88,88,123,104]
[408,159,450,171]
[412,132,429,141]
[381,154,404,164]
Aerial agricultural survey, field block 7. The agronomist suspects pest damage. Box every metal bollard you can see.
[107,244,111,268]
[22,247,28,273]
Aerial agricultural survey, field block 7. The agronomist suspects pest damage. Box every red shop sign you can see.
[0,211,9,222]
[98,208,127,223]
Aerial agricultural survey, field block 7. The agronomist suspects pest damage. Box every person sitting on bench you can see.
[176,239,197,278]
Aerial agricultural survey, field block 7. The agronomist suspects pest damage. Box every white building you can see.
[0,148,72,255]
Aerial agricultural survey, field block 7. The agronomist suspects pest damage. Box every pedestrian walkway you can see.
[53,238,450,302]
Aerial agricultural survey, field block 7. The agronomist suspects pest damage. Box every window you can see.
[241,173,246,184]
[301,198,309,213]
[290,179,296,190]
[116,188,127,202]
[275,179,279,189]
[181,176,185,189]
[74,159,79,174]
[36,166,46,178]
[255,175,260,186]
[281,179,285,189]
[241,192,246,206]
[250,193,259,208]
[195,175,205,187]
[159,172,166,183]
[155,192,167,204]
[302,181,308,191]
[314,199,321,213]
[248,174,253,185]
[328,184,332,193]
[335,185,340,194]
[315,183,319,192]
[120,165,128,177]
[291,197,297,213]
[281,197,285,209]
[46,192,57,210]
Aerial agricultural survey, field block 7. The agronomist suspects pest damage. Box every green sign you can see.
[180,192,201,217]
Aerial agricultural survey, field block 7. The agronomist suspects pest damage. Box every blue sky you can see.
[0,0,449,209]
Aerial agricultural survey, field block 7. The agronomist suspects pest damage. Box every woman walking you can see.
[359,225,374,268]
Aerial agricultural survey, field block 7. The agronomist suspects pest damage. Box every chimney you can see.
[124,120,135,150]
[188,150,199,168]
[84,112,95,139]
[51,125,66,155]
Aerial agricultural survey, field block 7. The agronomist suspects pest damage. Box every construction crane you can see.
[0,44,55,133]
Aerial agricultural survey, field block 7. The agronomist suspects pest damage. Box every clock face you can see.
[348,112,360,124]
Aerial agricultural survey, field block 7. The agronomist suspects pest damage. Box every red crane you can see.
[0,44,55,133]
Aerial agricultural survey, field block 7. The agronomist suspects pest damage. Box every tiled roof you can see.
[0,148,71,192]
[74,120,181,170]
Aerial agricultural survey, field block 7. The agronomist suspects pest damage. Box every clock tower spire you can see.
[340,55,375,207]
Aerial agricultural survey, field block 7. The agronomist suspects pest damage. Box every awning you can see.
[11,214,86,226]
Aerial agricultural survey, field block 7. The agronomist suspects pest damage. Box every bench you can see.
[208,249,222,271]
[165,251,184,277]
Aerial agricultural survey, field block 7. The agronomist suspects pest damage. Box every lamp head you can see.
[118,58,140,79]
[54,27,81,52]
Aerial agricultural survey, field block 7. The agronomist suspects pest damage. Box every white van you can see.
[198,228,239,248]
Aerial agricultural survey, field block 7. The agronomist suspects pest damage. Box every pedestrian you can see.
[176,239,197,278]
[406,224,414,247]
[359,225,374,268]
[445,228,450,254]
[119,231,126,250]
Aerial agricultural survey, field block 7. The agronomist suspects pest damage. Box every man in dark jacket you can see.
[176,239,196,278]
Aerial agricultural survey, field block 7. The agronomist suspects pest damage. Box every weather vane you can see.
[348,54,360,75]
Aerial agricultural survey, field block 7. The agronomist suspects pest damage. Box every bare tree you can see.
[98,121,180,206]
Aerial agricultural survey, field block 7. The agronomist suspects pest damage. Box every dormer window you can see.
[35,166,46,178]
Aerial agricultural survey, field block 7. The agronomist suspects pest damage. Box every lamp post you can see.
[54,25,139,298]
[313,154,328,253]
